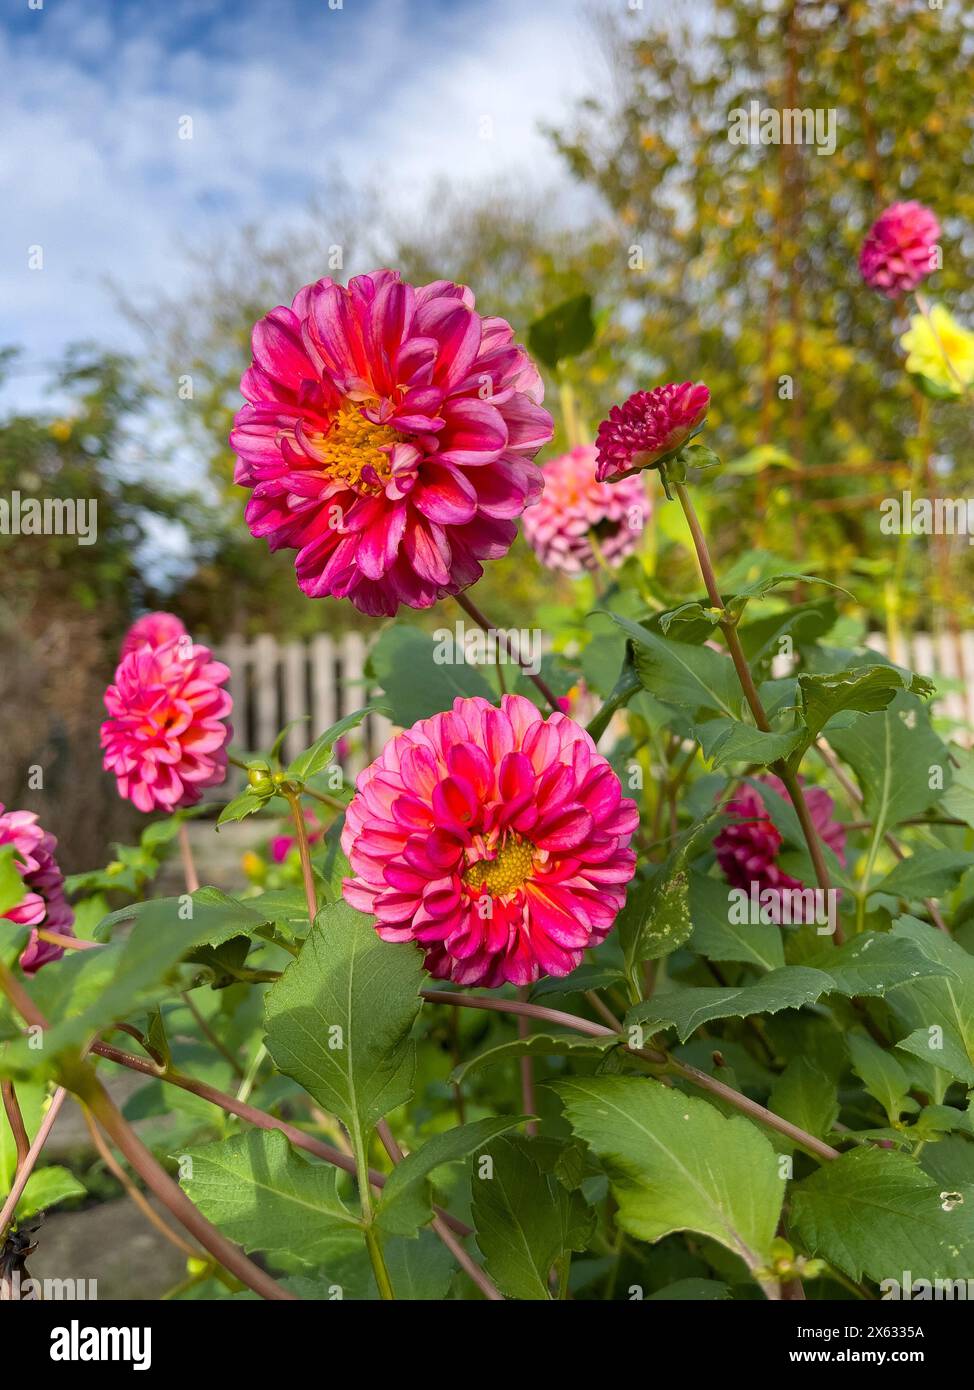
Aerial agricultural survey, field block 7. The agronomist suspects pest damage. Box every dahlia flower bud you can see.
[120,611,187,659]
[231,270,554,617]
[714,776,846,922]
[0,805,75,973]
[522,446,650,573]
[101,634,232,813]
[595,382,710,483]
[342,694,639,987]
[859,201,940,299]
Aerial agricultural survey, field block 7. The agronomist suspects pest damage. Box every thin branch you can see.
[455,591,560,712]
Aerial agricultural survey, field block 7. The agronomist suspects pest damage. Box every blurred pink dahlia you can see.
[231,270,553,616]
[121,611,187,658]
[522,446,650,574]
[595,382,710,483]
[714,776,846,920]
[859,202,940,298]
[342,694,639,987]
[0,805,74,974]
[101,635,232,813]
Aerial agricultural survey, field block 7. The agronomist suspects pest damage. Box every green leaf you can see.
[696,718,802,769]
[471,1137,593,1299]
[181,1129,363,1268]
[768,1058,838,1145]
[16,1164,86,1220]
[626,965,834,1043]
[216,790,266,826]
[369,625,494,726]
[0,845,24,917]
[531,963,626,1000]
[450,1032,622,1087]
[377,1116,527,1236]
[803,930,950,999]
[874,851,974,902]
[555,1076,784,1271]
[287,706,383,781]
[648,1278,731,1300]
[847,1033,915,1124]
[263,901,424,1147]
[827,697,950,843]
[941,747,974,829]
[527,293,595,370]
[611,617,742,720]
[789,1147,974,1283]
[687,870,784,971]
[886,916,974,1085]
[797,666,935,743]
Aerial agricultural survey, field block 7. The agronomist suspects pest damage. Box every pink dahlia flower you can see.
[522,446,650,574]
[342,694,638,987]
[101,635,232,813]
[121,611,187,659]
[714,775,846,921]
[859,202,940,298]
[231,270,554,617]
[0,805,75,973]
[595,382,710,483]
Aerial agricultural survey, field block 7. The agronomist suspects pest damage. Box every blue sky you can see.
[1,0,603,408]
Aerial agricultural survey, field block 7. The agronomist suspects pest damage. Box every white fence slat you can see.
[282,640,307,764]
[253,634,279,754]
[310,634,337,737]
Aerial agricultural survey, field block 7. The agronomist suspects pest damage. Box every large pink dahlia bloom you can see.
[0,805,74,973]
[231,270,554,616]
[121,611,187,659]
[101,636,232,813]
[595,382,710,483]
[859,202,940,298]
[522,446,650,574]
[714,776,846,920]
[342,694,639,987]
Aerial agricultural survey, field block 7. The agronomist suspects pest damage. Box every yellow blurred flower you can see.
[901,305,974,394]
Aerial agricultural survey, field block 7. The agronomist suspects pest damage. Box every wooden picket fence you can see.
[212,628,974,784]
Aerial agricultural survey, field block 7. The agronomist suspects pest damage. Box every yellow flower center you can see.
[316,403,400,492]
[464,838,536,897]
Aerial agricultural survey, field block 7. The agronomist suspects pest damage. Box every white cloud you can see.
[0,0,600,409]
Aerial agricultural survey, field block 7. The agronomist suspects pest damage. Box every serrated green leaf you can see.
[848,1033,915,1124]
[15,1164,86,1220]
[369,626,494,726]
[626,965,833,1043]
[887,916,974,1086]
[555,1076,783,1271]
[804,930,950,999]
[874,851,974,903]
[789,1147,974,1283]
[610,616,742,720]
[450,1031,622,1087]
[287,706,383,781]
[798,666,934,743]
[263,902,424,1147]
[697,718,803,769]
[527,293,595,369]
[181,1129,362,1268]
[216,790,266,826]
[471,1137,593,1299]
[768,1058,838,1145]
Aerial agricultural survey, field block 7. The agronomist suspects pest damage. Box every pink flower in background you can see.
[121,611,187,658]
[595,381,710,482]
[714,775,846,921]
[342,694,638,987]
[522,446,650,573]
[859,202,940,298]
[101,635,232,813]
[271,809,325,863]
[0,805,75,973]
[231,270,553,617]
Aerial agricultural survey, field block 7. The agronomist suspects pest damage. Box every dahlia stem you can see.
[91,1039,472,1238]
[181,990,245,1079]
[0,962,294,1299]
[284,790,319,924]
[0,1085,71,1241]
[35,929,99,951]
[1,1081,30,1170]
[668,476,842,943]
[454,591,560,712]
[177,820,200,894]
[558,377,583,450]
[913,291,967,391]
[421,988,841,1164]
[353,1135,395,1299]
[516,987,538,1138]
